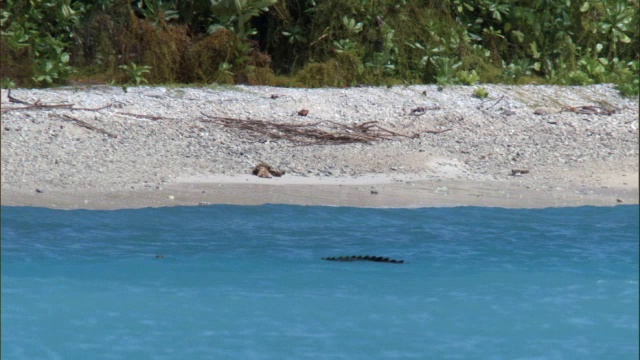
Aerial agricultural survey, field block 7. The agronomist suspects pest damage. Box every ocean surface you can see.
[2,204,638,359]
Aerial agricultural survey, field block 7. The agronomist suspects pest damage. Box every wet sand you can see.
[2,173,636,210]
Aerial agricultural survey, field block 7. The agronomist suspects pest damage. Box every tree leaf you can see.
[580,2,589,12]
[618,33,631,44]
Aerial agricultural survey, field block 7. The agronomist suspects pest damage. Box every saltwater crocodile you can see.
[322,255,404,264]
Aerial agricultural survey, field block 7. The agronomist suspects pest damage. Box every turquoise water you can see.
[2,205,638,359]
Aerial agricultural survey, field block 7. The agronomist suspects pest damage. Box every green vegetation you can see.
[473,87,489,99]
[1,0,638,96]
[119,62,152,85]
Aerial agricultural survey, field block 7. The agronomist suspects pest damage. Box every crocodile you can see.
[322,255,404,264]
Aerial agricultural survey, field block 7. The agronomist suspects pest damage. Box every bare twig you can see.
[116,112,174,121]
[2,91,111,113]
[486,95,505,110]
[3,89,73,111]
[422,128,453,134]
[2,103,74,113]
[56,114,118,138]
[69,104,112,111]
[309,32,329,47]
[7,89,30,104]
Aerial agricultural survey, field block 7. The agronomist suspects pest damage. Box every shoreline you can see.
[2,173,637,210]
[1,84,637,210]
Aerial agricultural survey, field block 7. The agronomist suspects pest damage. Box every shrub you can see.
[186,29,242,84]
[1,0,83,86]
[473,87,489,99]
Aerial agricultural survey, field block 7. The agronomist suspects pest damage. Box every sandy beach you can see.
[1,84,638,209]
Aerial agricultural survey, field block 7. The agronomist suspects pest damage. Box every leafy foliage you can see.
[473,87,489,98]
[1,0,83,85]
[119,62,152,84]
[210,0,277,38]
[0,0,637,95]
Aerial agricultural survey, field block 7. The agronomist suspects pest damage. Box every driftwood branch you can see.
[2,104,74,112]
[7,89,30,104]
[2,89,111,113]
[55,114,118,138]
[116,112,175,121]
[200,113,447,145]
[423,128,453,134]
[68,105,112,111]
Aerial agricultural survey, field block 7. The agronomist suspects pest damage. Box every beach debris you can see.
[562,105,615,116]
[322,255,405,264]
[200,113,450,145]
[298,109,309,116]
[116,112,174,121]
[511,169,530,176]
[408,106,441,116]
[478,95,505,110]
[7,89,31,104]
[488,95,505,109]
[252,162,285,178]
[2,89,111,113]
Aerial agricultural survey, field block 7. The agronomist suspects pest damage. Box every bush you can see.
[186,29,243,84]
[1,0,83,86]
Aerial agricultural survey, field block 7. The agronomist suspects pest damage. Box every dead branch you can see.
[2,103,74,113]
[486,95,505,110]
[3,89,73,111]
[199,113,449,145]
[422,128,453,134]
[55,114,118,138]
[116,112,174,121]
[68,105,112,111]
[7,89,30,104]
[2,104,113,113]
[2,90,111,113]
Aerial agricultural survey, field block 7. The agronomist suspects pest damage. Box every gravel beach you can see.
[1,84,637,209]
